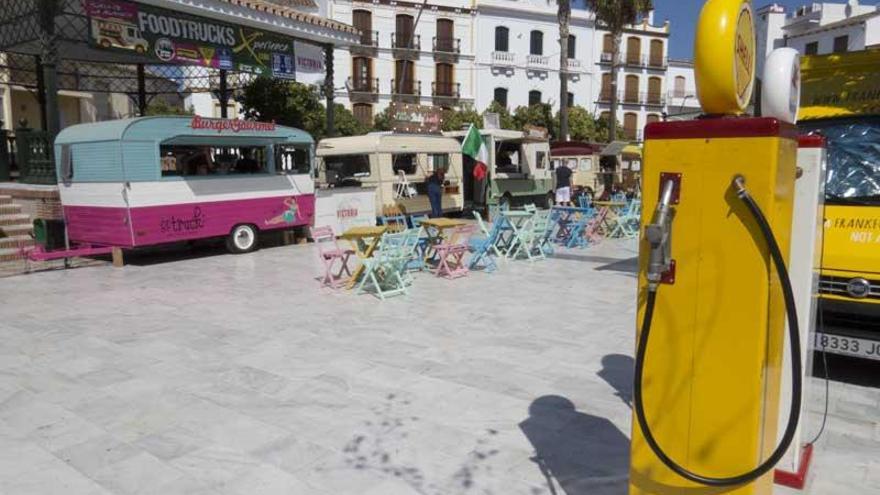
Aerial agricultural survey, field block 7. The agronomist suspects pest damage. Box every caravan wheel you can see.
[226,224,259,254]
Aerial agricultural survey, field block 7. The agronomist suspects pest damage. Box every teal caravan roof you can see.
[55,116,313,146]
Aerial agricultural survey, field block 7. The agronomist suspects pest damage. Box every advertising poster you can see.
[84,0,295,76]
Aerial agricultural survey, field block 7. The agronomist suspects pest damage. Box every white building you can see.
[666,59,701,120]
[756,0,880,75]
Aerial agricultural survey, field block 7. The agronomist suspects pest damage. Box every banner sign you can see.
[294,41,325,75]
[189,116,276,133]
[83,0,318,78]
[390,103,442,134]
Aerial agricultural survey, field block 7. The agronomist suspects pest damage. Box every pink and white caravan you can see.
[52,116,315,254]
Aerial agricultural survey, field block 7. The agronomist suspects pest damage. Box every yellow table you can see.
[340,226,387,289]
[418,218,467,261]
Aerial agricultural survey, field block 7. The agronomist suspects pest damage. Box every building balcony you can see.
[597,89,613,103]
[565,58,582,72]
[433,37,461,62]
[598,52,616,65]
[391,33,420,59]
[350,30,378,57]
[622,91,641,104]
[643,92,666,106]
[391,79,421,103]
[526,54,550,70]
[647,55,668,69]
[624,53,643,67]
[491,51,516,67]
[432,81,460,107]
[347,77,379,103]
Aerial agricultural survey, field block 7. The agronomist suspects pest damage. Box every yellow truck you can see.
[798,49,880,360]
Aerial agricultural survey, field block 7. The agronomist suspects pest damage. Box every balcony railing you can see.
[647,55,668,69]
[348,76,378,93]
[599,52,616,64]
[433,37,460,54]
[391,79,421,103]
[432,81,460,98]
[625,53,642,66]
[643,92,666,106]
[491,51,516,66]
[391,33,421,51]
[622,91,641,104]
[358,30,378,48]
[598,89,613,102]
[565,58,581,71]
[527,54,550,69]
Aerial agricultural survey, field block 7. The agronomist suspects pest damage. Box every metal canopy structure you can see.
[0,0,359,138]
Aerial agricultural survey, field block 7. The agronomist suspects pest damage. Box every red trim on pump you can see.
[645,117,799,140]
[774,443,814,490]
[798,135,826,148]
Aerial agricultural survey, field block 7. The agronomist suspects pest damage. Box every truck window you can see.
[430,153,449,173]
[323,154,371,184]
[392,154,418,175]
[496,142,521,174]
[159,145,268,177]
[536,151,547,169]
[276,145,310,175]
[802,119,880,205]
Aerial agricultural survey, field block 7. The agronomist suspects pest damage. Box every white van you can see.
[315,133,463,216]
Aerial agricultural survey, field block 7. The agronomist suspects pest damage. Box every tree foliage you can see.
[441,105,482,132]
[513,103,557,138]
[237,77,366,140]
[144,99,193,116]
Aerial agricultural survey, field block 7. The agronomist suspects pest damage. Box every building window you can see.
[674,76,686,97]
[529,90,542,106]
[352,10,373,46]
[804,41,818,55]
[567,92,574,107]
[601,73,612,100]
[494,87,508,107]
[435,63,454,96]
[833,36,848,53]
[436,18,455,52]
[624,113,638,140]
[394,60,415,94]
[649,39,664,66]
[567,35,576,58]
[352,104,373,126]
[602,33,613,54]
[646,114,661,125]
[626,36,641,64]
[352,57,372,90]
[495,26,509,52]
[530,30,543,55]
[648,77,662,104]
[624,75,639,103]
[395,14,415,48]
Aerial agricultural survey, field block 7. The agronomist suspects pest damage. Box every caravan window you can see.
[579,157,593,171]
[495,142,521,174]
[392,153,417,175]
[430,153,449,173]
[276,145,310,175]
[323,154,371,182]
[159,145,267,177]
[536,151,547,169]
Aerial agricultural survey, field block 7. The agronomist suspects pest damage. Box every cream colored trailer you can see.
[315,133,463,216]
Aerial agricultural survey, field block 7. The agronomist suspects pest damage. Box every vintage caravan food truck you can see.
[443,128,552,210]
[48,116,315,255]
[550,141,603,200]
[315,133,463,216]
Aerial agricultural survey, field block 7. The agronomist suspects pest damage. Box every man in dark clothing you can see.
[427,169,445,218]
[555,163,573,206]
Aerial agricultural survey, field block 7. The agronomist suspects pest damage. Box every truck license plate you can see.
[813,332,880,361]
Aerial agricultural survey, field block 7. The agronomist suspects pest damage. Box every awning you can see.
[600,141,630,156]
[622,144,642,157]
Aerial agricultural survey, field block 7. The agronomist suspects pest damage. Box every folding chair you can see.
[356,234,410,300]
[434,224,477,279]
[379,214,408,232]
[468,218,501,273]
[566,213,593,248]
[509,211,550,262]
[394,169,415,199]
[577,194,593,209]
[311,226,354,288]
[472,211,505,258]
[609,199,641,238]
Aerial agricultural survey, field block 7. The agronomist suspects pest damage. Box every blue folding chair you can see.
[468,216,501,273]
[379,214,408,232]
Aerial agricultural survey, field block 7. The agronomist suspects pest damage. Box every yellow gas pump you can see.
[628,1,803,494]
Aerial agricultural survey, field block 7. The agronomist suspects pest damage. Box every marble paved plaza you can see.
[0,239,877,494]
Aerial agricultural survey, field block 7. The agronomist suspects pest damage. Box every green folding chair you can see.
[510,210,550,262]
[356,234,410,300]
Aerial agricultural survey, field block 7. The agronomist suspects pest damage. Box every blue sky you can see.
[653,0,880,59]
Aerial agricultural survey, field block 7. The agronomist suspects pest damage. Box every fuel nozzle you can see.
[645,180,676,292]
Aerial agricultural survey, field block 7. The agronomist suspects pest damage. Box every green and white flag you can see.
[461,124,488,168]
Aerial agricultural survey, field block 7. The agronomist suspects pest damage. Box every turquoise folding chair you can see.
[356,234,410,300]
[468,215,502,272]
[380,214,408,232]
[510,210,550,262]
[577,194,593,209]
[472,211,505,258]
[609,199,641,238]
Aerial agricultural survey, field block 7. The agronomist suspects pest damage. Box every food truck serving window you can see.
[276,145,311,175]
[160,145,268,177]
[496,142,521,174]
[392,154,418,175]
[324,154,371,183]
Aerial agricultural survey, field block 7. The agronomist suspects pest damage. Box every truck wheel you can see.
[545,192,555,209]
[226,224,259,254]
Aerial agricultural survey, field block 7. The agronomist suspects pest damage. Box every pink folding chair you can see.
[585,207,610,243]
[433,224,477,279]
[311,226,355,288]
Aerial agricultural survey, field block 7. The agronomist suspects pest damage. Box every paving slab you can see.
[0,239,877,494]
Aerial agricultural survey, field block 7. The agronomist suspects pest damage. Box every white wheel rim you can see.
[234,227,254,250]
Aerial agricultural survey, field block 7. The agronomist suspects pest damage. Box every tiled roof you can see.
[220,0,359,35]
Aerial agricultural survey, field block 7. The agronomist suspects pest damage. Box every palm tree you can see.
[586,0,653,142]
[558,0,571,141]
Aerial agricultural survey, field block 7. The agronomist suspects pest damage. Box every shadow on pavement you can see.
[598,354,634,408]
[594,257,638,275]
[520,395,630,495]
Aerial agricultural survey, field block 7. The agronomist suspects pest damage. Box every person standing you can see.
[427,168,445,218]
[555,162,573,206]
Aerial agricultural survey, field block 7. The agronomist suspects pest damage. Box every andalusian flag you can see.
[461,124,488,169]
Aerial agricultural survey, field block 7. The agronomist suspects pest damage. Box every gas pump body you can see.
[629,118,798,495]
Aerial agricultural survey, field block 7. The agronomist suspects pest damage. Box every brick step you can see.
[0,204,22,215]
[0,224,32,237]
[0,247,26,263]
[0,195,12,205]
[0,235,34,249]
[0,214,30,227]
